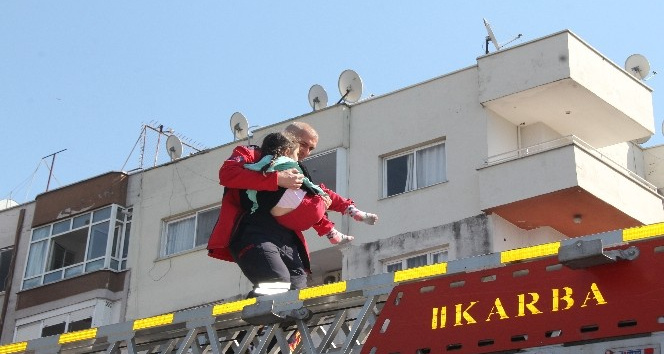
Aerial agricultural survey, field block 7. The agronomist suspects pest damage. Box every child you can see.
[245,131,378,244]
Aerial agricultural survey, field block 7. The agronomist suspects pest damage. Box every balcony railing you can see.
[485,135,660,195]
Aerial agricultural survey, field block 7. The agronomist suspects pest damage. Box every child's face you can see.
[287,146,299,160]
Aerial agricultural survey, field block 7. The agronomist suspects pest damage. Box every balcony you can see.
[478,30,654,148]
[478,136,664,237]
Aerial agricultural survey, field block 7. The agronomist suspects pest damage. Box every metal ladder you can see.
[1,222,662,354]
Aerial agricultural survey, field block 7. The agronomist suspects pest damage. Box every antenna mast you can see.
[43,149,67,192]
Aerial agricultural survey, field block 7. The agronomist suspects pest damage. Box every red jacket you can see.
[207,145,353,265]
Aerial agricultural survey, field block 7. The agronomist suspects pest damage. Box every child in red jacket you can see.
[245,132,377,243]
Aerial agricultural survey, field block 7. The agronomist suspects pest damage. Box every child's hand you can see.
[326,229,354,244]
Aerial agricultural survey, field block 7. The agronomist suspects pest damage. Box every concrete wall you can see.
[346,67,487,244]
[343,215,492,280]
[124,146,234,319]
[490,214,566,252]
[644,144,664,189]
[486,110,518,159]
[0,202,35,344]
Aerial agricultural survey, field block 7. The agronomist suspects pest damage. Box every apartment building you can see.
[0,173,130,343]
[121,29,664,319]
[1,29,662,344]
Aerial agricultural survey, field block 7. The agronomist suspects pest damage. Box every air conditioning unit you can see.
[323,270,342,284]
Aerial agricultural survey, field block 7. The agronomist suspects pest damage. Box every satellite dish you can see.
[337,69,363,104]
[308,84,328,111]
[166,135,183,160]
[625,54,651,80]
[0,199,18,210]
[230,112,249,140]
[483,18,500,52]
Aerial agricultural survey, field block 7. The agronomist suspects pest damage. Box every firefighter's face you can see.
[296,131,317,160]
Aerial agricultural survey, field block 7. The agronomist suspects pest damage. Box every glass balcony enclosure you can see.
[22,204,131,290]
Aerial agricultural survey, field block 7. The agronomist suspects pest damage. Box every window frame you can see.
[161,205,220,257]
[21,205,130,290]
[384,248,449,273]
[382,140,447,198]
[0,247,13,292]
[13,299,101,342]
[301,148,342,192]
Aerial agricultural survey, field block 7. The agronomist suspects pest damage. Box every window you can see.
[22,205,130,290]
[13,301,106,342]
[383,142,446,197]
[385,249,448,273]
[0,247,13,291]
[163,206,220,256]
[302,149,338,190]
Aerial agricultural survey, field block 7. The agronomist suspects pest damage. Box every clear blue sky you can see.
[2,1,663,203]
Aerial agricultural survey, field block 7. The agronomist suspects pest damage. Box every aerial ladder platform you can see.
[1,223,663,354]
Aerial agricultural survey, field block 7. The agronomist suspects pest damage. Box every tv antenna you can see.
[121,122,204,171]
[308,84,328,111]
[43,148,67,192]
[165,134,183,161]
[624,54,653,80]
[483,18,522,54]
[337,69,363,104]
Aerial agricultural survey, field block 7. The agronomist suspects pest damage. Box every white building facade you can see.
[122,30,664,319]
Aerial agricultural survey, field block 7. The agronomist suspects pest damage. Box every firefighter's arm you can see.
[219,146,303,191]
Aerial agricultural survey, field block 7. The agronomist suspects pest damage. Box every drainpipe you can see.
[517,122,525,156]
[0,208,25,342]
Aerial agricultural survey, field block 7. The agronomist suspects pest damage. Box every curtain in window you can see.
[166,218,195,255]
[25,241,47,277]
[432,251,448,264]
[195,208,219,247]
[404,154,415,192]
[416,144,445,188]
[386,263,403,273]
[406,254,428,269]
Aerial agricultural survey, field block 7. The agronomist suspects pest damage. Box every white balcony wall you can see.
[568,36,654,135]
[575,147,664,224]
[479,143,664,225]
[478,30,654,148]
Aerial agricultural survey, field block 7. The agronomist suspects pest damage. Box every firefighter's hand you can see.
[277,169,304,190]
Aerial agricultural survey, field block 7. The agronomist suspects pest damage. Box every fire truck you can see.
[1,223,662,354]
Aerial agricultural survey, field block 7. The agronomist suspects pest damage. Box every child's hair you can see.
[259,132,298,173]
